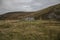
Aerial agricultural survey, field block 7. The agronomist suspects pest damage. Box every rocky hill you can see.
[0,4,60,20]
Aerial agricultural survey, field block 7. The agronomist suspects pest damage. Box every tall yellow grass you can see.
[0,20,60,40]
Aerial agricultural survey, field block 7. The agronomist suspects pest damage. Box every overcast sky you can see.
[0,0,60,14]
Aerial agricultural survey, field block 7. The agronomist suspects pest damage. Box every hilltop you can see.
[0,4,60,20]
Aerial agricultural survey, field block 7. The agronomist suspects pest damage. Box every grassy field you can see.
[0,20,60,40]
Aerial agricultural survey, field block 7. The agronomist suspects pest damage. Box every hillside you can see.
[0,4,60,20]
[0,4,60,40]
[0,12,35,20]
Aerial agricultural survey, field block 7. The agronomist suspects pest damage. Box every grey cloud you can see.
[0,0,60,14]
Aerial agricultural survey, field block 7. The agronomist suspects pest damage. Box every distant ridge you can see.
[0,4,60,20]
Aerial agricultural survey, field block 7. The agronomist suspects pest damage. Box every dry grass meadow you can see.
[0,20,60,40]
